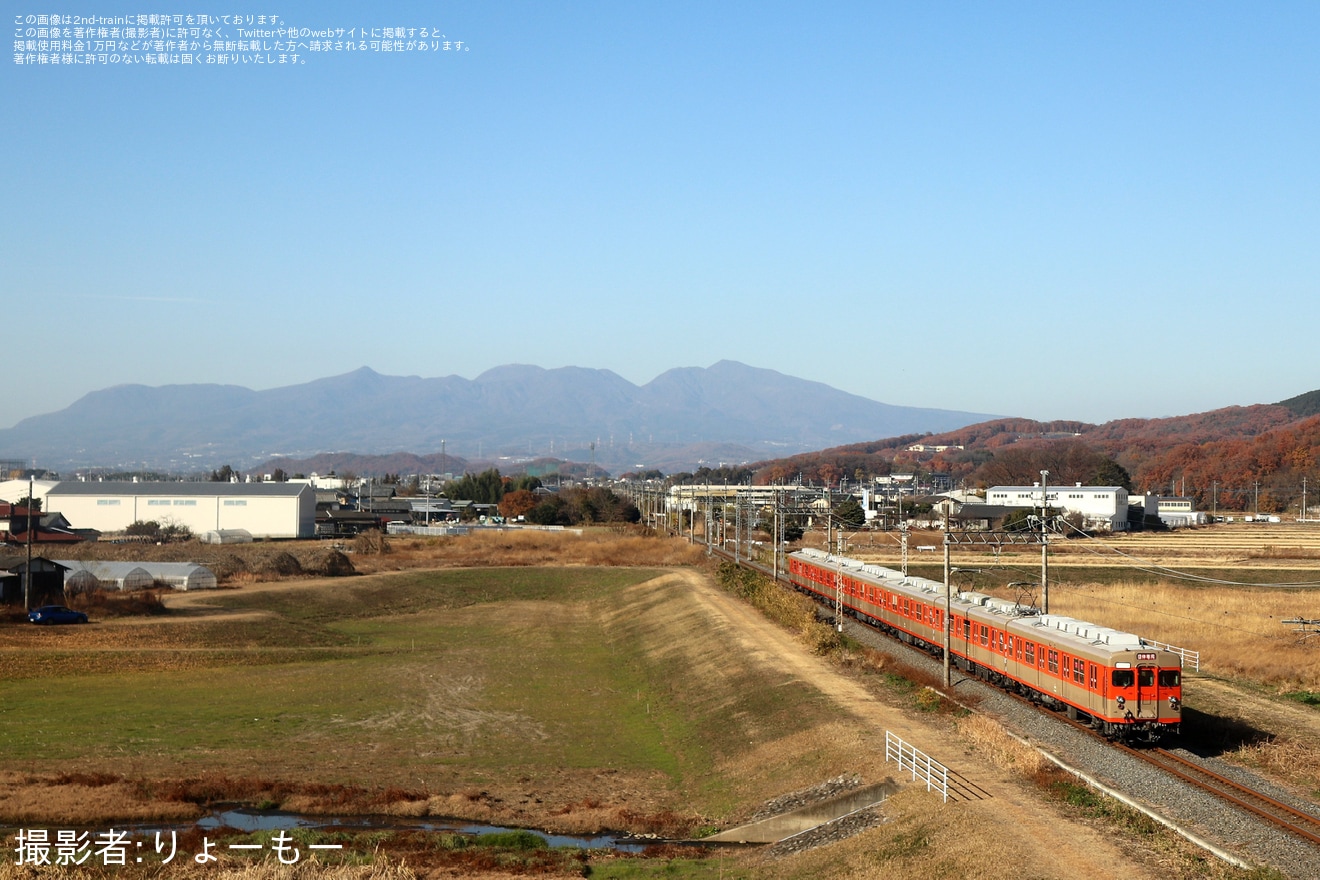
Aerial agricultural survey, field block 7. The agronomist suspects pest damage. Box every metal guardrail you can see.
[1145,639,1200,672]
[885,730,948,802]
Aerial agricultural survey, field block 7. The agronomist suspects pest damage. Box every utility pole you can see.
[24,475,34,611]
[734,498,741,564]
[705,493,712,556]
[900,523,909,580]
[688,487,694,545]
[942,505,951,688]
[834,559,843,633]
[1304,477,1309,523]
[825,485,833,554]
[1212,480,1217,521]
[1040,470,1050,615]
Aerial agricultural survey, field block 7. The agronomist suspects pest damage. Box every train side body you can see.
[787,548,1181,741]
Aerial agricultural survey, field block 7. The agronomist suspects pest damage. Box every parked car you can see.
[28,605,89,625]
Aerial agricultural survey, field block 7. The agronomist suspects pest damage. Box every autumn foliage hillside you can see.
[739,398,1320,514]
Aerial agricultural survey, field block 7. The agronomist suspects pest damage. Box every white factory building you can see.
[985,483,1131,532]
[43,482,316,539]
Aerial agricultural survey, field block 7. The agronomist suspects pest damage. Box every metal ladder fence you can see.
[1144,639,1200,672]
[885,730,948,802]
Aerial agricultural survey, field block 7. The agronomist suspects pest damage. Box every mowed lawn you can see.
[0,567,847,822]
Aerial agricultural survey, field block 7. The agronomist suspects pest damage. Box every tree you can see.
[209,464,236,482]
[270,468,288,482]
[15,495,41,513]
[445,469,506,504]
[835,497,866,528]
[1089,459,1132,491]
[499,489,539,519]
[509,474,543,493]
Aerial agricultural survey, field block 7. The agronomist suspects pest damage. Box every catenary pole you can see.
[1040,470,1050,614]
[943,504,952,688]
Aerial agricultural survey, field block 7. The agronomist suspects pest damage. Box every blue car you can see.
[28,605,89,625]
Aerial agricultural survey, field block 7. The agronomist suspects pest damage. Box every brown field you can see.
[53,528,706,587]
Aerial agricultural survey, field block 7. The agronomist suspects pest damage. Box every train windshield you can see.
[1159,670,1181,687]
[1111,670,1134,687]
[1138,668,1155,687]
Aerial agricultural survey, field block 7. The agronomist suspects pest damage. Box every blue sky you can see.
[5,2,1320,430]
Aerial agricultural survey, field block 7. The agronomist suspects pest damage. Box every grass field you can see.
[0,565,854,839]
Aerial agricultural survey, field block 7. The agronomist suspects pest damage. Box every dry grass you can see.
[45,529,700,588]
[954,715,1046,775]
[1227,736,1320,797]
[359,529,704,573]
[0,773,200,824]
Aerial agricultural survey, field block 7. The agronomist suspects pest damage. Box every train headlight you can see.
[1116,696,1125,708]
[1169,696,1180,712]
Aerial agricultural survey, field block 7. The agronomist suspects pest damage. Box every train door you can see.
[1135,664,1159,719]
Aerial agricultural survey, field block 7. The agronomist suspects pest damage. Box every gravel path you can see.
[838,614,1320,879]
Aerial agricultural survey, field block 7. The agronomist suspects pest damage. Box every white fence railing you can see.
[1145,639,1200,672]
[885,730,948,802]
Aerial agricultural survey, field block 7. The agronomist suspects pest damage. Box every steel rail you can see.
[1127,747,1320,848]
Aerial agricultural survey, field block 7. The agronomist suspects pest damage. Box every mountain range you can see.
[0,361,995,474]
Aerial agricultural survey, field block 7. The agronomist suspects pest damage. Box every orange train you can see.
[787,548,1182,742]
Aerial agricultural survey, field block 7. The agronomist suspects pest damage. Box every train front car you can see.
[1104,645,1183,742]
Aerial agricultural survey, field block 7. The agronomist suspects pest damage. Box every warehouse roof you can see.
[47,482,311,497]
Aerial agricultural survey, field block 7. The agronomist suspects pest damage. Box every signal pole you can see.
[1040,470,1050,614]
[943,505,951,688]
[24,475,34,610]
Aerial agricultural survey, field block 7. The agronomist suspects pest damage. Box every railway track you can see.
[1126,746,1320,847]
[704,539,1320,853]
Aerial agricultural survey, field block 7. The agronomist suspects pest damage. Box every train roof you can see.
[792,548,1161,659]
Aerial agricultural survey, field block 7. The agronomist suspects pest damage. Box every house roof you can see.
[951,504,1015,519]
[0,556,69,571]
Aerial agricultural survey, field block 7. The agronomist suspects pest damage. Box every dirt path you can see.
[674,569,1157,880]
[1188,676,1320,741]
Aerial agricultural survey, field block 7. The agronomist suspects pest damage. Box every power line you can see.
[1050,518,1320,587]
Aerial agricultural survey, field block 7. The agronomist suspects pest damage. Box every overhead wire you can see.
[1048,517,1320,587]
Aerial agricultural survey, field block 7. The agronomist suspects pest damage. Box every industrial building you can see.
[43,482,316,539]
[985,483,1131,532]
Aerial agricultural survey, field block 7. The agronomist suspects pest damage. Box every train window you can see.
[1089,664,1098,689]
[1138,668,1155,687]
[980,626,989,646]
[1159,670,1181,687]
[1025,643,1035,665]
[1062,657,1071,677]
[1048,650,1059,674]
[1015,639,1022,661]
[1111,670,1134,688]
[1073,662,1085,685]
[963,619,971,640]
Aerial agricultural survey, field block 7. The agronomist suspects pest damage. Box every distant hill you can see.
[1278,389,1320,419]
[0,361,995,474]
